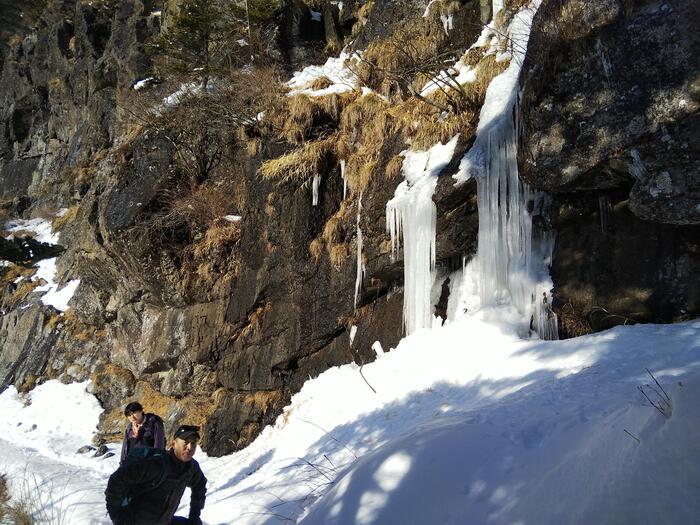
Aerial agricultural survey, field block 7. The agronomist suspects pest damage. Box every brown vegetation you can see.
[62,309,107,343]
[51,205,79,232]
[557,301,594,338]
[259,135,338,187]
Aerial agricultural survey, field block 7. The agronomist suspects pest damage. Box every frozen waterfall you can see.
[455,0,558,339]
[386,135,459,334]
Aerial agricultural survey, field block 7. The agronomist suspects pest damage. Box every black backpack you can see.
[122,447,170,503]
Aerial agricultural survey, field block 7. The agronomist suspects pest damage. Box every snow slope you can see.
[1,316,698,524]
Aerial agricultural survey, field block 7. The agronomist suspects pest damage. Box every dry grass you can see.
[557,301,593,338]
[425,0,462,17]
[62,309,107,343]
[309,238,324,261]
[0,264,37,286]
[264,91,355,145]
[310,76,334,90]
[259,135,337,187]
[0,470,68,525]
[7,280,41,306]
[180,219,242,291]
[329,243,350,268]
[385,154,404,179]
[192,220,241,260]
[243,389,283,414]
[51,205,79,232]
[355,17,448,99]
[241,301,273,338]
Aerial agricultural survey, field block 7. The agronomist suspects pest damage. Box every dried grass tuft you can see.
[385,154,404,179]
[259,135,337,186]
[51,205,79,232]
[310,76,334,90]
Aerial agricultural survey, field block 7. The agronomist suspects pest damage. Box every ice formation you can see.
[312,174,321,206]
[340,159,347,200]
[354,197,365,310]
[455,1,558,339]
[387,136,459,334]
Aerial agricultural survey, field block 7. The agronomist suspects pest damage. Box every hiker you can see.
[105,425,207,525]
[120,401,166,465]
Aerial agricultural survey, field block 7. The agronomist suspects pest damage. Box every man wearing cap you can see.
[120,401,166,465]
[105,425,207,525]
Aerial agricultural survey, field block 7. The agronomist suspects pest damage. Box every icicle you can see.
[440,14,453,35]
[340,159,347,199]
[453,1,557,339]
[354,195,365,310]
[386,136,459,334]
[312,174,321,206]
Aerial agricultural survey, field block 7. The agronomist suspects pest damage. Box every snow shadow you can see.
[207,449,275,499]
[263,323,700,524]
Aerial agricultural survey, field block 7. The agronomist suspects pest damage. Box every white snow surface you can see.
[1,319,699,524]
[287,51,359,97]
[3,217,79,311]
[4,217,58,245]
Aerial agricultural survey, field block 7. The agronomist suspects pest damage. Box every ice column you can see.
[312,174,321,206]
[455,1,558,339]
[354,195,365,309]
[340,159,347,200]
[387,135,459,334]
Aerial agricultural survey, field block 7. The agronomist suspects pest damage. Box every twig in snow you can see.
[358,365,377,394]
[646,368,671,403]
[300,418,358,459]
[623,429,640,444]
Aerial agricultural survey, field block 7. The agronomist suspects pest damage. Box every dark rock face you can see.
[520,0,700,327]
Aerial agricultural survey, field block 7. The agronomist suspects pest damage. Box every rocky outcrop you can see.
[520,0,700,330]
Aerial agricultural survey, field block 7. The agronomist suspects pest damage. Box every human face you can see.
[172,437,198,462]
[127,410,145,426]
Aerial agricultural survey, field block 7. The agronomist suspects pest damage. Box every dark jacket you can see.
[105,449,207,525]
[120,413,166,464]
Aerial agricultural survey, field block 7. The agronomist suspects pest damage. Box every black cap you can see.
[174,425,200,441]
[124,401,143,416]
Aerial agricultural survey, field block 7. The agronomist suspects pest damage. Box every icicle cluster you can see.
[386,136,459,334]
[455,0,558,339]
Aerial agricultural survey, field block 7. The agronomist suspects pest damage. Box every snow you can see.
[1,319,699,524]
[4,217,58,245]
[133,77,155,91]
[386,135,459,334]
[163,82,201,107]
[3,216,79,311]
[287,51,359,97]
[223,215,242,222]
